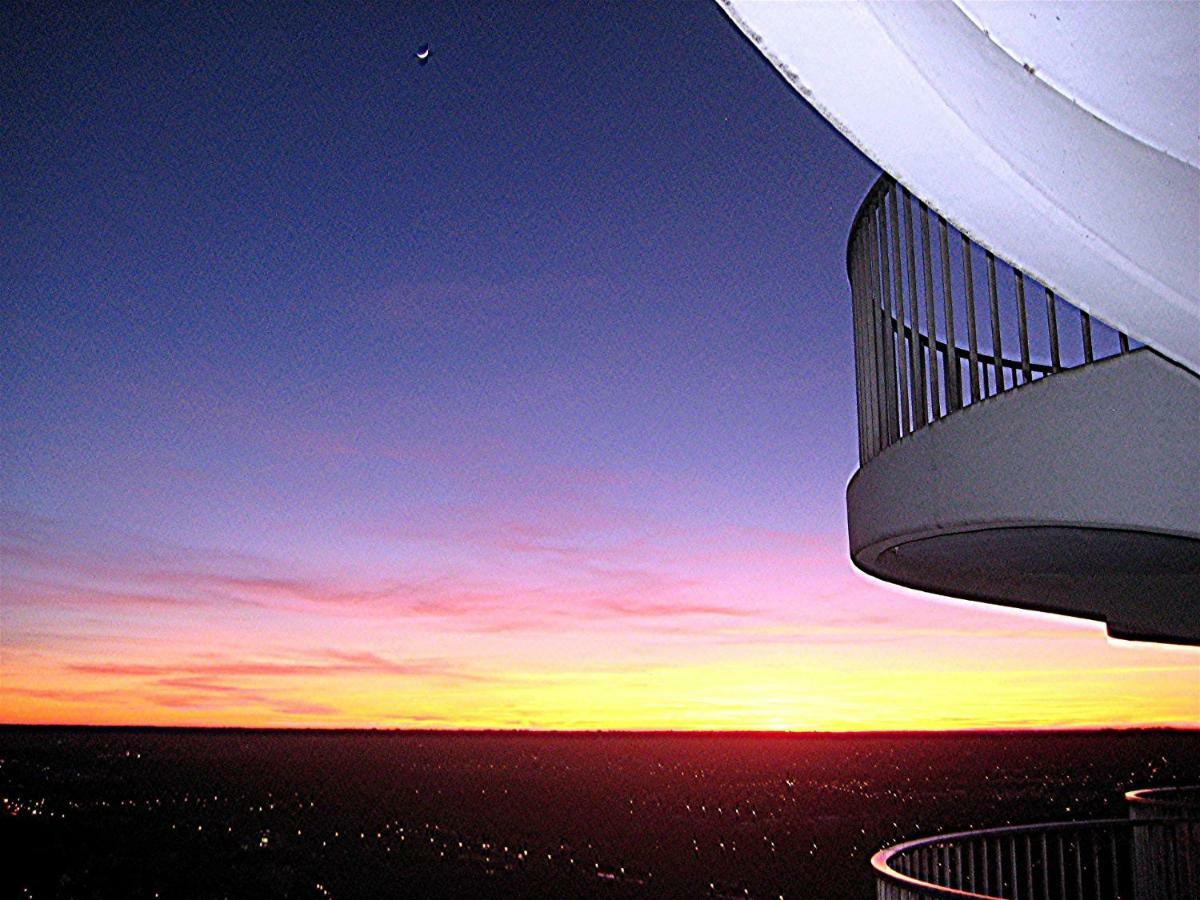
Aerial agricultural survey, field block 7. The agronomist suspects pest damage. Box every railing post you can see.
[919,202,942,418]
[864,210,886,458]
[1042,832,1051,900]
[1045,288,1062,373]
[1015,270,1032,383]
[938,217,961,410]
[874,201,899,447]
[886,190,912,440]
[982,836,990,895]
[901,190,927,427]
[960,233,981,403]
[1077,831,1086,898]
[851,230,872,464]
[985,251,1004,393]
[1108,828,1120,900]
[1027,835,1036,897]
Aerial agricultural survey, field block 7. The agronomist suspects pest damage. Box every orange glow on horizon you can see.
[4,518,1197,732]
[5,595,1198,732]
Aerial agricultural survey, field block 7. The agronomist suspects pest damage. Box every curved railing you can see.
[1126,786,1200,818]
[848,176,1135,465]
[872,817,1199,900]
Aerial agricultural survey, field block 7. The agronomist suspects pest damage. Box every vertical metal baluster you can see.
[1174,821,1185,898]
[859,223,877,459]
[1042,833,1051,900]
[1168,821,1177,899]
[868,213,888,458]
[1058,834,1067,900]
[1015,271,1032,384]
[956,844,964,891]
[1091,830,1102,900]
[964,840,974,897]
[902,190,927,427]
[919,203,941,418]
[1010,835,1020,900]
[983,838,991,895]
[863,225,881,454]
[1080,310,1094,364]
[850,234,868,464]
[1080,835,1089,897]
[1180,822,1195,900]
[1159,821,1169,900]
[1155,822,1164,895]
[986,251,1004,392]
[938,218,961,410]
[878,201,897,448]
[1001,836,1008,898]
[1108,829,1120,900]
[960,234,981,402]
[858,235,875,459]
[1026,833,1036,900]
[875,199,899,446]
[885,190,910,439]
[1045,289,1062,373]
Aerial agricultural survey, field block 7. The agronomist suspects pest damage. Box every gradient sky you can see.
[3,2,1197,730]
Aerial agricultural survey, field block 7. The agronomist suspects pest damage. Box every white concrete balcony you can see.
[846,177,1200,645]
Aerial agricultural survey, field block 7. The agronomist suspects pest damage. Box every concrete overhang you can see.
[719,0,1200,374]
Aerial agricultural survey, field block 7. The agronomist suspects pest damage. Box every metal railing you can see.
[848,176,1136,465]
[1127,786,1200,819]
[872,818,1199,900]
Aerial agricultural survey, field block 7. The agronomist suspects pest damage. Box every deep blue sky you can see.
[5,1,877,551]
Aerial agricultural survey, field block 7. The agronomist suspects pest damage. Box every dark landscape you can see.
[2,727,1197,898]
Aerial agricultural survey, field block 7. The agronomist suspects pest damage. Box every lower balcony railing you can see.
[847,175,1136,465]
[872,818,1199,900]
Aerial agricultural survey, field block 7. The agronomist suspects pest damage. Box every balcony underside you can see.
[847,349,1200,644]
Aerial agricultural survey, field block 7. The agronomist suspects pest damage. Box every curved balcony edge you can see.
[872,816,1199,900]
[847,349,1200,645]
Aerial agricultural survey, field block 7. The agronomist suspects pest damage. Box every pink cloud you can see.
[68,649,487,682]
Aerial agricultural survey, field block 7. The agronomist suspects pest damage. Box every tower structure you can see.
[719,4,1199,895]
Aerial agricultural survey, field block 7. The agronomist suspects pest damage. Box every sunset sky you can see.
[4,2,1197,731]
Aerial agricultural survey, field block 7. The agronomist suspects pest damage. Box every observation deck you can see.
[845,176,1200,645]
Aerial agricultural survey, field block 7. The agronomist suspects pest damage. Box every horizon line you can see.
[3,723,1197,737]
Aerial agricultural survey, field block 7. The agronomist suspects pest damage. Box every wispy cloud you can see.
[7,502,1197,730]
[68,649,485,682]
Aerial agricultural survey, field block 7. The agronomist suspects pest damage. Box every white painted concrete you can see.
[846,351,1200,643]
[956,1,1199,168]
[719,0,1200,374]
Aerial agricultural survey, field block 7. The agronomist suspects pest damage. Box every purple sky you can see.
[4,2,1197,729]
